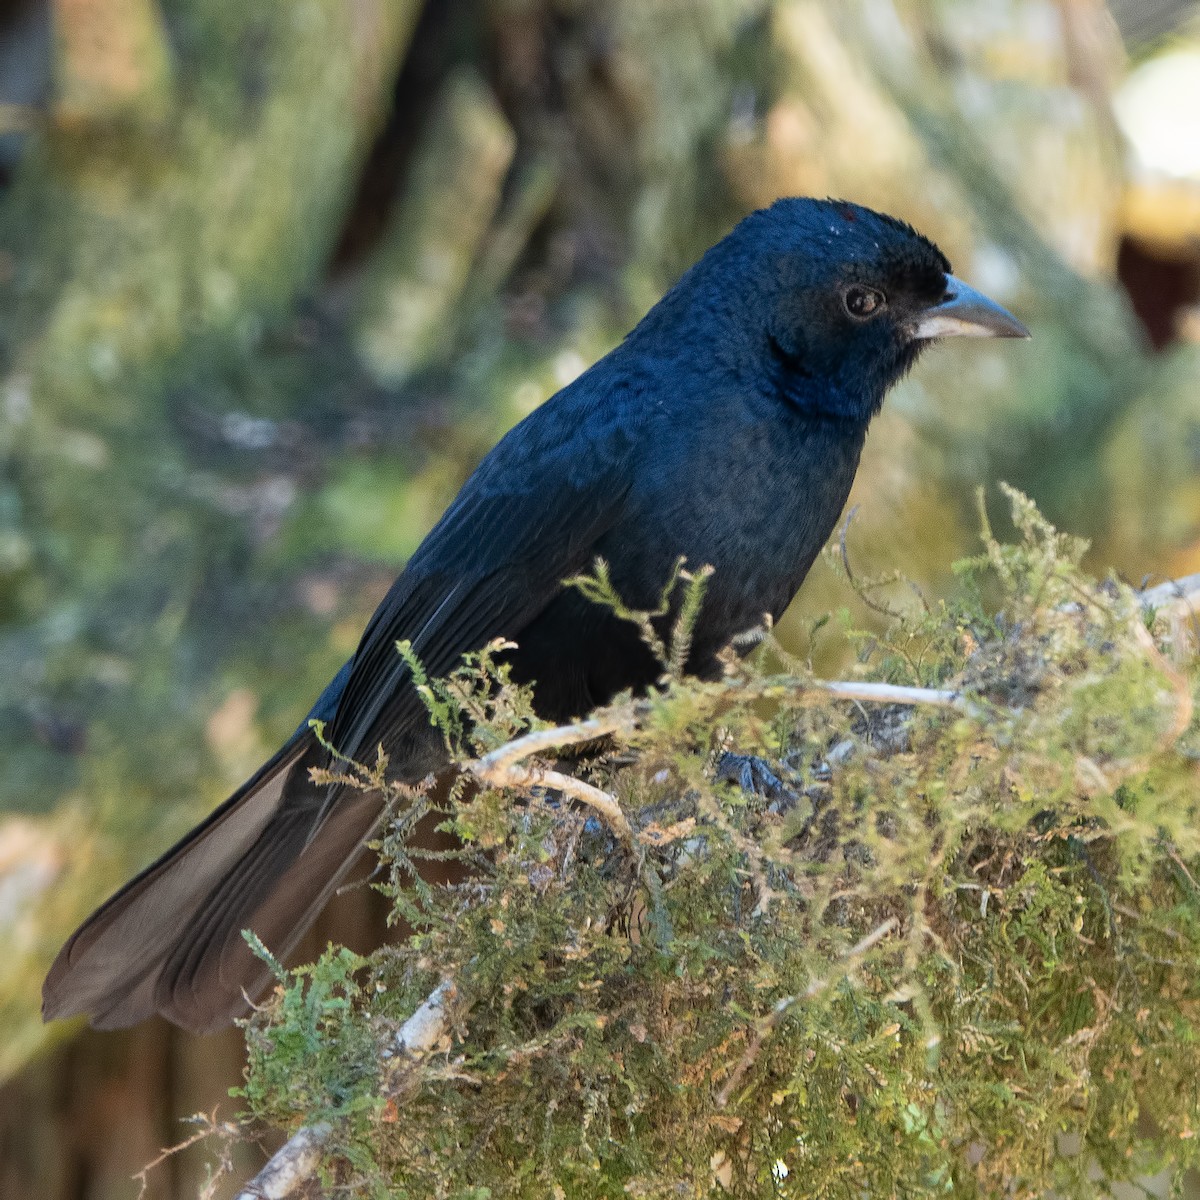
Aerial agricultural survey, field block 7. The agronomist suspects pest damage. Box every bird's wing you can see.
[41,380,641,1032]
[327,389,639,766]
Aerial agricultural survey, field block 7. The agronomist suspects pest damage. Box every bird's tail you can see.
[42,729,383,1034]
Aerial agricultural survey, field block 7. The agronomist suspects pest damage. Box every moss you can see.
[232,490,1200,1197]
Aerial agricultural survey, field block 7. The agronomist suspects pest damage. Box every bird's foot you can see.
[715,752,799,806]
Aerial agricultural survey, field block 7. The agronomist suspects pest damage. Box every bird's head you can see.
[650,197,1029,423]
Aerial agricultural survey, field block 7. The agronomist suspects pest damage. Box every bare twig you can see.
[467,713,677,947]
[469,713,640,849]
[474,759,637,850]
[716,917,899,1108]
[837,506,911,620]
[1168,847,1200,896]
[135,1109,240,1200]
[472,712,636,775]
[813,680,965,709]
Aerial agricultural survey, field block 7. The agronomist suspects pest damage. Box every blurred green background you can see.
[0,0,1198,1195]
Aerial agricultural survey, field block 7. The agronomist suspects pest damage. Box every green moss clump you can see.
[235,489,1200,1198]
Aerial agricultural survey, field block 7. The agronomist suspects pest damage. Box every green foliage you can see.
[235,490,1200,1197]
[397,636,542,758]
[565,555,714,678]
[237,939,382,1146]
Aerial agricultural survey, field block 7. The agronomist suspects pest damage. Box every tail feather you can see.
[42,729,384,1034]
[157,789,384,1033]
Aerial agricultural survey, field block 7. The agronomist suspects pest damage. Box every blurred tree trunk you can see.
[0,886,390,1200]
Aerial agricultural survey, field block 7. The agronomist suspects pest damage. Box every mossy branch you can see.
[229,490,1200,1199]
[233,978,461,1200]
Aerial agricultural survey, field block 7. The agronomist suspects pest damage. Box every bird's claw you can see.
[716,752,798,805]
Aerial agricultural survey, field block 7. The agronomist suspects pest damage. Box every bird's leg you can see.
[715,752,799,806]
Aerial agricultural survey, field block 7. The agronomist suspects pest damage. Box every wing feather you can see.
[43,369,645,1032]
[328,394,640,765]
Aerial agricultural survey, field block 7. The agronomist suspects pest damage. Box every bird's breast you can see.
[593,409,867,663]
[507,406,868,721]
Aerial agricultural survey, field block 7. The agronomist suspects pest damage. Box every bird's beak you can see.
[909,275,1031,341]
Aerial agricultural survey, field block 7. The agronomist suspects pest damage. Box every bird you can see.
[42,197,1029,1034]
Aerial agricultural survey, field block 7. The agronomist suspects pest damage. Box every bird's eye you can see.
[843,286,886,320]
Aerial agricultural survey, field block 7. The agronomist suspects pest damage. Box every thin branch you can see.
[1168,847,1200,896]
[233,977,458,1200]
[472,712,636,776]
[837,506,909,620]
[467,714,675,946]
[809,573,1200,716]
[135,1109,240,1200]
[1138,573,1200,613]
[467,683,963,863]
[813,680,966,709]
[232,1122,331,1200]
[473,759,637,849]
[468,711,642,849]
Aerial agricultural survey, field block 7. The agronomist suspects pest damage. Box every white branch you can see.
[1139,573,1200,611]
[812,680,965,709]
[233,1122,330,1200]
[468,713,639,849]
[471,758,636,849]
[472,712,634,775]
[233,978,457,1200]
[392,978,457,1056]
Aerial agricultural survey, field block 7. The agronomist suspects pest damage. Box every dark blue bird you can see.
[43,198,1028,1032]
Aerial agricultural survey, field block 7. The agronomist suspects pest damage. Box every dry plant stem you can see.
[135,1109,239,1200]
[467,716,678,947]
[476,760,638,850]
[716,917,899,1108]
[232,979,458,1200]
[473,712,636,774]
[1136,574,1200,665]
[837,504,911,621]
[470,713,639,849]
[813,681,964,709]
